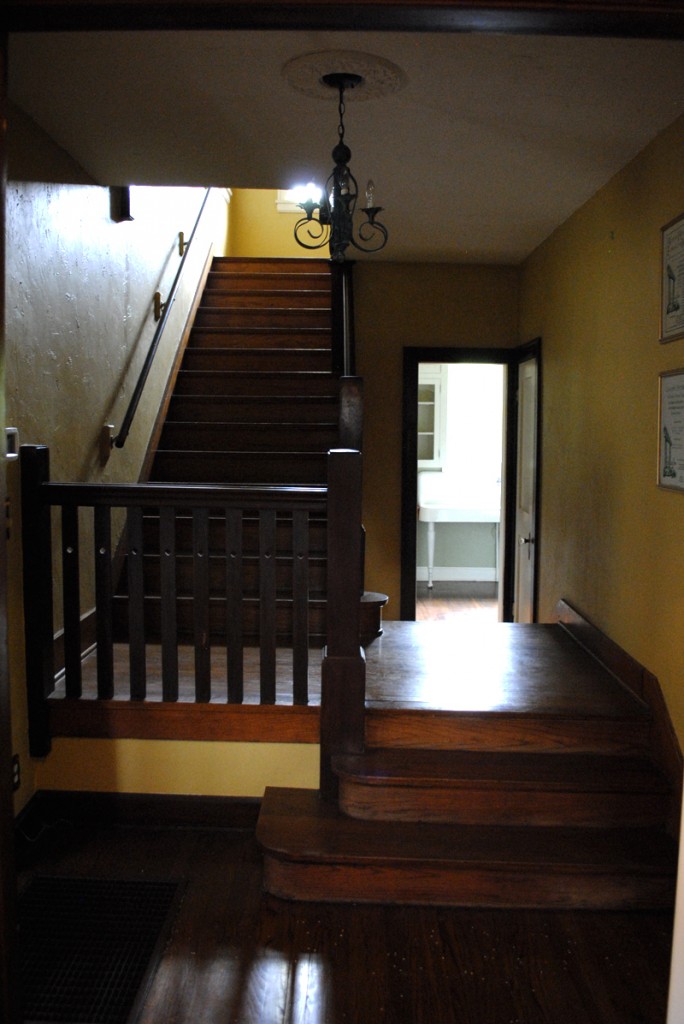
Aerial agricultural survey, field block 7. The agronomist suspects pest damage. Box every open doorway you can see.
[401,343,540,623]
[416,362,504,622]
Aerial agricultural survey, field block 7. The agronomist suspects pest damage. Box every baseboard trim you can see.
[416,567,497,583]
[16,789,261,857]
[556,597,683,836]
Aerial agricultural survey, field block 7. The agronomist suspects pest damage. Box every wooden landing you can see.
[258,787,677,910]
[49,620,655,750]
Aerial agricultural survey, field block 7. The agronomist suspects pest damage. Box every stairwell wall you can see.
[5,109,229,810]
[519,111,684,747]
[354,263,520,614]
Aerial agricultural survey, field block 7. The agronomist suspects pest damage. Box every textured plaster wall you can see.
[6,182,221,483]
[5,172,228,810]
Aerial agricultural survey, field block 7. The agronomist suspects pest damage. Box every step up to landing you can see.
[333,749,670,827]
[257,787,677,910]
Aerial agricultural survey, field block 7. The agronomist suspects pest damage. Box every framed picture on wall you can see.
[661,213,684,343]
[658,369,684,490]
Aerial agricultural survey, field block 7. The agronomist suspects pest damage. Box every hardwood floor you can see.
[16,815,673,1024]
[416,582,499,622]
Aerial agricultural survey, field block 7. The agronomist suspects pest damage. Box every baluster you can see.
[225,508,244,703]
[259,509,277,704]
[61,504,82,699]
[159,506,178,702]
[193,508,211,702]
[127,506,146,700]
[292,509,309,705]
[94,505,114,700]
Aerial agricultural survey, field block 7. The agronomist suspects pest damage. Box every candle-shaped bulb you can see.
[365,179,376,208]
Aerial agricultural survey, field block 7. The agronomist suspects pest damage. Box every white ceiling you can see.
[8,30,684,264]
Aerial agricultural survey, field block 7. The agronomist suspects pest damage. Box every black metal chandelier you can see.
[293,73,388,262]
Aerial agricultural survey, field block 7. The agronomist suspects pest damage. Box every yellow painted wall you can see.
[228,189,323,259]
[519,112,684,743]
[354,262,520,613]
[34,739,319,797]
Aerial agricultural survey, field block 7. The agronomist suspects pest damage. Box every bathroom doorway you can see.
[400,342,541,623]
[416,362,504,622]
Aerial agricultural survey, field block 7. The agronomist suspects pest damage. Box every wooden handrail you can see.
[112,187,212,450]
[39,480,327,511]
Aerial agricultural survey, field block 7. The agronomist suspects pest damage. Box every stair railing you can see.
[20,444,331,756]
[20,444,367,779]
[112,187,212,450]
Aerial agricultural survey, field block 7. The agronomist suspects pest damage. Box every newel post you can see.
[20,445,54,757]
[330,260,355,376]
[338,376,363,451]
[320,448,366,801]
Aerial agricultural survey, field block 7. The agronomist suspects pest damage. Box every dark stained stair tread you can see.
[257,787,677,908]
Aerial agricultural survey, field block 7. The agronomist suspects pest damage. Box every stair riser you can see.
[173,373,339,398]
[201,290,331,308]
[262,857,676,909]
[213,257,330,274]
[195,308,331,329]
[167,397,339,424]
[365,711,652,756]
[158,423,339,452]
[150,452,327,484]
[207,272,331,292]
[182,350,332,372]
[189,329,331,349]
[338,784,670,828]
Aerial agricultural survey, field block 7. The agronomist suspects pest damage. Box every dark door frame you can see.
[400,341,541,622]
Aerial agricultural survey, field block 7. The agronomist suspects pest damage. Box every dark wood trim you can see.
[556,598,683,834]
[16,790,261,860]
[320,449,366,798]
[7,0,684,37]
[556,598,651,702]
[0,31,21,1024]
[48,698,320,742]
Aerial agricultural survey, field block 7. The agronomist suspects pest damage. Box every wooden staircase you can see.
[114,256,338,646]
[257,619,679,909]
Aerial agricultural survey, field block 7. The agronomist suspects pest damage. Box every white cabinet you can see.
[418,365,447,469]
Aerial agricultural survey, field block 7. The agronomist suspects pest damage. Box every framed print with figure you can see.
[658,369,684,490]
[661,213,684,343]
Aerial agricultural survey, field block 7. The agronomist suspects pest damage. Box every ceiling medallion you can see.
[282,50,405,101]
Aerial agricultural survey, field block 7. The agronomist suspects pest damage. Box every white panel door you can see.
[513,355,538,623]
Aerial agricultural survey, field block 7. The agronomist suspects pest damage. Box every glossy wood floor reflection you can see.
[17,817,673,1024]
[416,582,499,622]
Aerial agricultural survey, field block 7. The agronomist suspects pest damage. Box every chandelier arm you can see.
[293,214,330,251]
[351,218,389,254]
